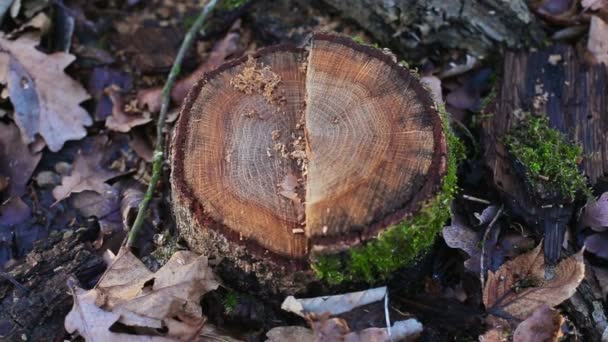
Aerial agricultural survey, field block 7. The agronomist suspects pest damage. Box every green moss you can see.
[222,292,238,314]
[312,105,464,284]
[503,115,590,201]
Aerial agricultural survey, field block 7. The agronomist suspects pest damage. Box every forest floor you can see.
[0,0,607,341]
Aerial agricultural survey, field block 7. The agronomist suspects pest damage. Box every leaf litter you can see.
[65,247,219,341]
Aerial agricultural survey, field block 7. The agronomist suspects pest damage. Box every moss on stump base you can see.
[171,33,457,294]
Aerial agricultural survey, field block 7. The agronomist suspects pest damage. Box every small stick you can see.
[127,0,219,247]
[480,204,504,291]
[462,194,491,204]
[0,271,29,294]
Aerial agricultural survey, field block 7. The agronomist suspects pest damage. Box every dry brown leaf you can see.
[583,0,608,11]
[105,85,152,132]
[64,282,173,341]
[513,304,564,342]
[52,135,121,202]
[0,32,91,152]
[588,16,608,66]
[420,75,443,104]
[483,243,584,321]
[66,247,219,341]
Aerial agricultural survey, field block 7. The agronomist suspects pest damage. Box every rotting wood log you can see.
[0,230,105,341]
[314,0,545,61]
[171,33,451,294]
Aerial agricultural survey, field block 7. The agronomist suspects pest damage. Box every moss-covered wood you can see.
[312,106,463,284]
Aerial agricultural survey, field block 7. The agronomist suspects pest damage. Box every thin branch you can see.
[127,0,219,248]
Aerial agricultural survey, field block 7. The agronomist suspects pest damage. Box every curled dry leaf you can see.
[582,0,608,11]
[580,192,608,231]
[105,85,152,132]
[588,16,608,66]
[420,75,443,104]
[483,243,585,321]
[65,247,219,340]
[0,32,91,152]
[512,304,564,342]
[52,135,121,202]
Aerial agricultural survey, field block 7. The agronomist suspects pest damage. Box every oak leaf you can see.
[65,247,219,340]
[0,32,91,152]
[65,282,172,342]
[483,243,584,321]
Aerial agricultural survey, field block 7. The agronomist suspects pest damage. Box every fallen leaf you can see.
[442,213,481,272]
[52,135,121,202]
[582,0,608,11]
[584,232,608,259]
[420,75,443,104]
[105,85,151,132]
[128,129,154,162]
[579,192,608,231]
[0,32,91,152]
[267,316,422,342]
[483,243,585,321]
[64,281,173,341]
[87,67,133,121]
[266,326,315,341]
[0,121,41,225]
[71,187,122,235]
[137,22,241,112]
[66,247,219,340]
[281,286,386,317]
[588,16,608,66]
[512,304,564,342]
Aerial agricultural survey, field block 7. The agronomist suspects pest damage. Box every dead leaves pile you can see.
[65,247,219,341]
[481,243,584,341]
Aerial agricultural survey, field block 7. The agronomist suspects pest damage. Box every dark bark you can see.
[317,0,545,61]
[0,231,105,341]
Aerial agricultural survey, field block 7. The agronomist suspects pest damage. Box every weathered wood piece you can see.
[171,33,447,293]
[0,231,105,341]
[316,0,545,61]
[482,45,608,339]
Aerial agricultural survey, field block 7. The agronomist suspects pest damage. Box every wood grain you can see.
[172,33,446,260]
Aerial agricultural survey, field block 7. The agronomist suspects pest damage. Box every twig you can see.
[127,0,219,248]
[0,271,29,294]
[462,194,491,204]
[479,204,503,291]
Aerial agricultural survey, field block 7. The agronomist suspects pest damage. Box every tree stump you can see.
[171,33,449,294]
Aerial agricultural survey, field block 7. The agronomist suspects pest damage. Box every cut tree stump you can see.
[171,33,448,294]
